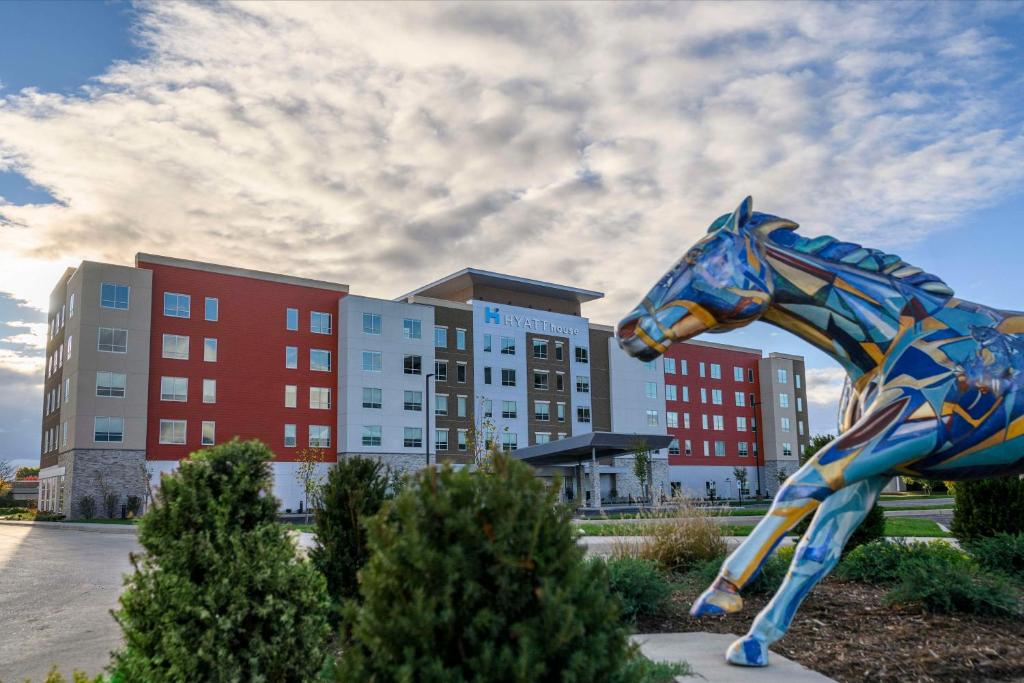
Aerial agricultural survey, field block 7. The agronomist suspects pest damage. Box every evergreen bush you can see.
[968,532,1024,584]
[112,439,331,682]
[336,454,634,682]
[885,556,1020,617]
[951,477,1024,541]
[836,539,970,585]
[604,557,672,622]
[77,495,96,520]
[310,455,391,610]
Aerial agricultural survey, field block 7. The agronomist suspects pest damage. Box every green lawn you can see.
[883,518,950,537]
[575,518,949,538]
[879,493,951,500]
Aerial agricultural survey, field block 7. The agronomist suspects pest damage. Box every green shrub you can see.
[39,667,102,683]
[952,477,1024,542]
[310,455,390,614]
[112,439,331,682]
[968,532,1024,584]
[604,557,672,622]
[885,556,1020,617]
[836,539,970,585]
[337,454,634,682]
[77,495,96,520]
[125,495,142,518]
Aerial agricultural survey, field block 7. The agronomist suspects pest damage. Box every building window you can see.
[404,390,423,412]
[713,415,724,431]
[434,360,448,381]
[91,416,123,443]
[645,381,657,399]
[501,400,517,419]
[683,412,691,428]
[362,426,382,447]
[734,366,744,381]
[714,440,726,457]
[534,401,550,421]
[735,391,745,407]
[160,376,188,402]
[483,334,492,352]
[685,439,692,456]
[436,429,449,451]
[311,349,332,372]
[458,395,468,418]
[285,346,297,369]
[100,282,130,310]
[575,346,589,364]
[534,371,549,390]
[738,441,749,457]
[205,297,219,322]
[99,327,129,353]
[778,368,788,384]
[555,342,564,361]
[795,374,802,389]
[203,379,217,404]
[284,424,297,448]
[646,409,659,426]
[285,385,297,408]
[61,421,68,448]
[577,406,591,423]
[669,438,680,455]
[799,420,805,436]
[500,336,515,355]
[779,393,790,408]
[201,421,215,446]
[700,388,707,404]
[362,387,382,409]
[404,354,422,375]
[403,318,422,340]
[699,362,706,377]
[362,351,382,372]
[667,411,678,428]
[535,433,551,445]
[737,416,747,431]
[748,368,755,383]
[69,292,76,317]
[682,386,689,402]
[782,442,793,457]
[665,357,676,374]
[711,389,722,405]
[434,326,447,348]
[163,292,191,318]
[161,333,188,359]
[435,394,449,416]
[501,368,516,386]
[710,363,721,379]
[286,308,299,331]
[797,397,803,412]
[310,387,331,409]
[703,440,710,457]
[556,373,565,391]
[158,419,185,445]
[701,414,709,429]
[204,338,218,362]
[666,385,677,401]
[781,417,791,432]
[64,377,71,402]
[96,371,126,398]
[533,339,548,359]
[483,367,492,384]
[309,425,331,448]
[311,311,332,334]
[502,432,517,452]
[362,312,381,335]
[557,403,566,422]
[403,427,423,448]
[457,362,467,383]
[458,429,468,451]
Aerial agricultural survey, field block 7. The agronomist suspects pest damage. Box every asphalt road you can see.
[0,524,140,683]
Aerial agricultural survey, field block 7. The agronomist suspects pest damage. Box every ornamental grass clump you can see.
[336,453,635,682]
[614,500,727,574]
[112,440,331,682]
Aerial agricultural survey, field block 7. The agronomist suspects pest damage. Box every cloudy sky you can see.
[1,1,1023,468]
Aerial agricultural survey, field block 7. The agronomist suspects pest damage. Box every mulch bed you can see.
[638,577,1024,682]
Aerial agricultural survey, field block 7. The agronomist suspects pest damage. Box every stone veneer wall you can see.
[610,456,670,502]
[762,460,793,497]
[59,449,148,519]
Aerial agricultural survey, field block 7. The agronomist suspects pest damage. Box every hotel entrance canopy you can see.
[513,431,674,467]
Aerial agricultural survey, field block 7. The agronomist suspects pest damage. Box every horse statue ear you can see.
[708,196,754,233]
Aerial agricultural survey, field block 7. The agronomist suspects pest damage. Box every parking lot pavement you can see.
[0,524,140,683]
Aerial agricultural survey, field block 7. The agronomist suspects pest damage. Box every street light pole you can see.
[750,398,763,499]
[425,372,435,468]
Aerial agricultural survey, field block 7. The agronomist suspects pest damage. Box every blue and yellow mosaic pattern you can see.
[617,197,1024,667]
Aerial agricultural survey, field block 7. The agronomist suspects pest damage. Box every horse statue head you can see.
[617,196,795,360]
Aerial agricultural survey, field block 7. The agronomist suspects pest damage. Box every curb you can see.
[0,520,139,534]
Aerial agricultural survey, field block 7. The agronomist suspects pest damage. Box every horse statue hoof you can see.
[689,579,743,617]
[726,636,769,667]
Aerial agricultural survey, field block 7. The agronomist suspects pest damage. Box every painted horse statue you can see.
[616,197,1024,667]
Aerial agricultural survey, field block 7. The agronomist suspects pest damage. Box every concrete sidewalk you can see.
[633,632,835,682]
[0,519,138,534]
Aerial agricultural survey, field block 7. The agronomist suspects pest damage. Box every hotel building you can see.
[37,256,808,517]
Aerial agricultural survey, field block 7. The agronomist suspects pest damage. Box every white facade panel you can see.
[607,338,668,459]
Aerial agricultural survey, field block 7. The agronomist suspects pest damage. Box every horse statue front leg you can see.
[691,389,939,666]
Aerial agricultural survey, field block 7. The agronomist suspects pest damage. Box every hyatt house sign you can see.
[484,306,582,337]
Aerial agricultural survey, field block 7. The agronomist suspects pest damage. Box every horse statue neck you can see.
[754,229,954,383]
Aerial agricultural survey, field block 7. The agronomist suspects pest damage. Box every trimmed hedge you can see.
[952,477,1024,541]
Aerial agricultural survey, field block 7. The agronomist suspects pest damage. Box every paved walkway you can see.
[633,632,835,682]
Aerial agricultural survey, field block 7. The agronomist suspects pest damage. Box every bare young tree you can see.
[0,460,15,498]
[732,466,748,503]
[295,447,326,523]
[630,437,652,505]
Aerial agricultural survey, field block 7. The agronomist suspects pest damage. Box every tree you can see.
[732,466,748,502]
[112,440,330,681]
[465,396,509,466]
[900,476,942,495]
[775,466,788,488]
[631,437,652,504]
[802,433,836,463]
[0,460,13,497]
[295,446,327,523]
[16,466,39,479]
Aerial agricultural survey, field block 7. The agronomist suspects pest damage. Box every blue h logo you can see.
[485,306,501,325]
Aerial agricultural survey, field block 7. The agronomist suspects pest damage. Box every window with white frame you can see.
[403,427,422,448]
[701,413,709,429]
[534,401,550,421]
[69,292,76,317]
[159,419,186,444]
[779,393,790,408]
[457,362,467,383]
[795,374,802,389]
[458,395,468,418]
[666,384,677,401]
[645,381,658,399]
[577,375,590,393]
[710,363,721,379]
[711,389,722,405]
[781,417,791,432]
[285,385,297,408]
[201,421,215,446]
[799,420,805,436]
[738,442,749,457]
[669,438,680,455]
[554,342,563,360]
[404,390,423,412]
[712,415,724,431]
[682,386,689,402]
[782,442,793,457]
[575,346,589,364]
[309,425,331,448]
[500,336,515,355]
[161,333,188,359]
[532,338,547,359]
[160,376,188,402]
[403,318,422,340]
[796,397,803,412]
[501,368,516,386]
[284,424,297,448]
[534,371,549,390]
[665,357,676,374]
[734,366,744,381]
[96,371,126,397]
[456,328,467,350]
[684,439,693,456]
[64,377,71,402]
[501,400,517,419]
[735,391,745,407]
[435,394,449,416]
[778,368,788,384]
[311,349,331,372]
[362,425,381,446]
[101,282,130,310]
[163,292,191,318]
[202,379,216,404]
[99,327,129,353]
[362,312,381,335]
[700,388,707,403]
[205,338,218,362]
[458,429,468,451]
[501,432,517,452]
[434,326,447,348]
[310,387,331,409]
[483,334,493,352]
[436,429,449,451]
[699,362,706,377]
[703,440,710,456]
[95,416,124,443]
[204,297,218,321]
[683,412,691,428]
[667,411,678,428]
[285,346,298,369]
[286,308,299,331]
[714,440,726,456]
[403,354,422,375]
[362,351,382,372]
[736,416,747,432]
[557,402,566,422]
[362,387,382,409]
[311,311,332,334]
[535,433,551,445]
[577,406,591,423]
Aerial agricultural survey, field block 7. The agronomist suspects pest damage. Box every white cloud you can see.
[805,367,848,407]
